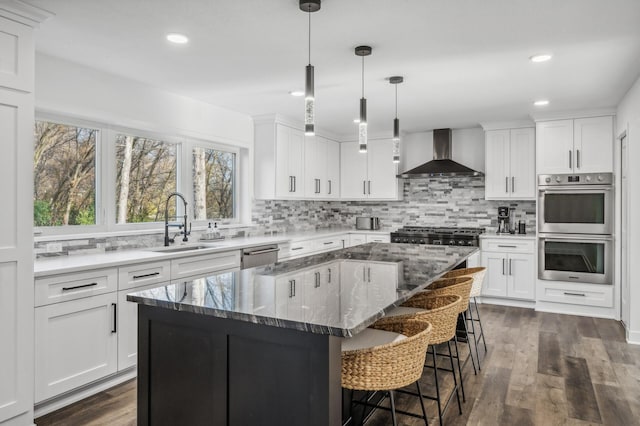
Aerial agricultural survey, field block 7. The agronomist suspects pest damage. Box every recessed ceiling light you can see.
[353,118,360,123]
[289,90,304,97]
[530,54,552,63]
[534,99,550,106]
[166,33,189,44]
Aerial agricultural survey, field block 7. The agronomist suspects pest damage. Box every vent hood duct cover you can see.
[397,128,483,178]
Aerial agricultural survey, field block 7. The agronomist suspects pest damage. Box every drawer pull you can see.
[568,276,580,280]
[62,282,98,291]
[497,245,517,248]
[133,272,160,280]
[291,247,304,251]
[564,292,586,297]
[323,241,334,245]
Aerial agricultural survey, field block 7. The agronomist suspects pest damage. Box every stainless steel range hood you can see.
[397,128,483,178]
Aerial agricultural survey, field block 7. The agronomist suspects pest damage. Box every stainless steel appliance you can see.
[356,216,381,230]
[538,233,612,285]
[497,206,510,234]
[390,226,484,246]
[538,173,613,235]
[240,244,279,269]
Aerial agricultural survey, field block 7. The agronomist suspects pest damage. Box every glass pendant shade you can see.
[392,139,400,163]
[359,97,367,152]
[305,64,315,136]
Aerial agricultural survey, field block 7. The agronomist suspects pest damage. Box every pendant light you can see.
[355,45,372,153]
[389,76,403,163]
[300,0,320,136]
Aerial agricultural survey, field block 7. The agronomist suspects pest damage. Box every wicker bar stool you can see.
[342,318,433,426]
[442,267,488,369]
[404,277,474,402]
[393,294,463,426]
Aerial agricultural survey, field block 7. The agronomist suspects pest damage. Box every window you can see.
[192,146,236,220]
[33,121,97,226]
[115,134,177,224]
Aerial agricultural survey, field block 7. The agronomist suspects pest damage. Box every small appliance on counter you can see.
[497,206,510,234]
[518,220,526,234]
[356,217,380,230]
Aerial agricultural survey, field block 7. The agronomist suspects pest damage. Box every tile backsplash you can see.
[35,176,535,258]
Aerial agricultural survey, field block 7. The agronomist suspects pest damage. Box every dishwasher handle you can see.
[243,247,280,256]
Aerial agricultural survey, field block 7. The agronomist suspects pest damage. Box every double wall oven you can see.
[538,173,613,285]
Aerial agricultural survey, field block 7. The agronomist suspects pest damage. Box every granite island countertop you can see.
[128,243,478,337]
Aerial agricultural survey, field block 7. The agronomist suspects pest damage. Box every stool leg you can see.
[432,345,444,426]
[452,337,466,403]
[474,297,488,352]
[447,340,463,415]
[467,306,482,371]
[461,312,478,375]
[416,381,429,426]
[389,390,398,426]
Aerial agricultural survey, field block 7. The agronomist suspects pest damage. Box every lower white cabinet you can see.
[347,234,367,247]
[170,251,241,280]
[366,234,390,243]
[35,293,118,403]
[347,233,390,247]
[480,238,535,301]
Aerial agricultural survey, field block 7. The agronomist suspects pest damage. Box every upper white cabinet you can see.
[536,116,613,174]
[340,140,401,200]
[304,135,340,198]
[484,127,535,200]
[254,118,305,199]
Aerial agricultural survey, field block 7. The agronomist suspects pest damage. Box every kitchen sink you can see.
[147,245,217,253]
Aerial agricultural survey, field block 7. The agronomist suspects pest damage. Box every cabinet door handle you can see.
[502,258,506,275]
[497,245,517,248]
[328,180,331,195]
[111,303,117,333]
[328,268,332,283]
[293,176,296,192]
[133,272,160,280]
[363,180,366,195]
[576,149,581,169]
[291,246,304,251]
[368,181,371,195]
[505,176,509,193]
[367,267,371,283]
[511,176,515,193]
[569,150,572,169]
[315,272,320,288]
[62,282,98,291]
[564,292,585,297]
[289,280,293,298]
[509,259,512,275]
[289,176,293,192]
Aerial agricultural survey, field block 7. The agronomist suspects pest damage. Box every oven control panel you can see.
[538,173,613,186]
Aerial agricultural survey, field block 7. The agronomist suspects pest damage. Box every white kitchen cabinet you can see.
[347,234,367,247]
[366,234,390,243]
[170,250,241,280]
[279,235,346,260]
[35,267,118,307]
[117,282,167,370]
[340,140,401,200]
[480,237,535,301]
[117,260,171,291]
[35,293,118,403]
[485,127,535,200]
[536,116,613,174]
[304,135,340,198]
[254,117,305,199]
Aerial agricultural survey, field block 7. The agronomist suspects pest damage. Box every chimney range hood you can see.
[397,128,483,178]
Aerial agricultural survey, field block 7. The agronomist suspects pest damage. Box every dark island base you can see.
[137,305,342,426]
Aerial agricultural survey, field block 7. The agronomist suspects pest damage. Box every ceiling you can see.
[29,0,640,139]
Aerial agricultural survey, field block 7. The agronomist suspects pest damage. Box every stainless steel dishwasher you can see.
[240,244,280,269]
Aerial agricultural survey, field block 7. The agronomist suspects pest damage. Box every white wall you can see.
[35,53,253,148]
[617,74,640,343]
[400,127,485,172]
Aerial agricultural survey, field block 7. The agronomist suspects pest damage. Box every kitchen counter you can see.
[480,232,536,240]
[129,243,476,425]
[128,243,477,337]
[34,228,393,276]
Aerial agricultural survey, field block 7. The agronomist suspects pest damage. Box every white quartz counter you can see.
[480,233,536,240]
[34,228,393,277]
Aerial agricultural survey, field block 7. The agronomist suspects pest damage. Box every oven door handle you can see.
[539,186,612,192]
[539,233,613,242]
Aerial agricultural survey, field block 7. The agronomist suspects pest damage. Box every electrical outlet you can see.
[46,243,63,253]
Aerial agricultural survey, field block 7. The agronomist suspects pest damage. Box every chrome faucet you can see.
[164,192,190,246]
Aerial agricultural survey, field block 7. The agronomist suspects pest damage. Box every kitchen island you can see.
[128,243,477,426]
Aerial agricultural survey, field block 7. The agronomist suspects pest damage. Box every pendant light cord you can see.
[308,10,311,65]
[361,56,365,97]
[395,84,398,118]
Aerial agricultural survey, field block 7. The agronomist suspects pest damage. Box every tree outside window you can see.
[193,147,235,220]
[33,121,97,226]
[116,135,177,223]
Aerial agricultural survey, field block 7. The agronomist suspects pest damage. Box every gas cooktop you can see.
[390,226,485,246]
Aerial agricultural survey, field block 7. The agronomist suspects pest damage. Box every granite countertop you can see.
[34,228,394,277]
[128,243,478,337]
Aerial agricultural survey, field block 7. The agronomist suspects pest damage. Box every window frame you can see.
[34,112,243,237]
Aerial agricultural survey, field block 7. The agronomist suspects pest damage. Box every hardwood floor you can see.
[35,305,640,426]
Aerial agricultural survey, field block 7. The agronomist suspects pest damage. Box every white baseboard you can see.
[626,328,640,345]
[476,297,535,309]
[34,368,136,418]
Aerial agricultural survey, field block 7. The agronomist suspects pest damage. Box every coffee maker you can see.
[497,206,510,234]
